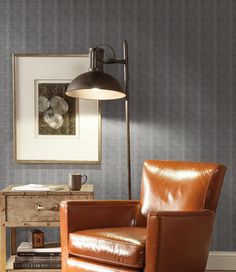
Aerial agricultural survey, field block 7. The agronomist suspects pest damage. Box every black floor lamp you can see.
[66,40,131,199]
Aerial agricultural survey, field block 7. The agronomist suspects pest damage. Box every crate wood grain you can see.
[6,195,87,222]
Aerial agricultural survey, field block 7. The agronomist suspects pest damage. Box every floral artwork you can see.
[38,83,76,135]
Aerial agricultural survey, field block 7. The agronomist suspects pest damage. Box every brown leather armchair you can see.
[60,160,226,272]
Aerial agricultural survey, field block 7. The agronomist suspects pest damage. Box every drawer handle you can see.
[35,203,59,212]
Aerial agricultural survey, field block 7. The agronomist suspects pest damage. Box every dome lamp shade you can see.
[66,71,126,100]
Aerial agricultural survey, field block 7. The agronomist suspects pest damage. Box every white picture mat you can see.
[14,55,101,163]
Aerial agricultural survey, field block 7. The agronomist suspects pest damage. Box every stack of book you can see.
[14,242,61,269]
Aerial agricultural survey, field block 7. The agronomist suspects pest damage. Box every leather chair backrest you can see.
[140,160,226,217]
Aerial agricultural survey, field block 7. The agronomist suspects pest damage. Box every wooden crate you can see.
[0,184,94,272]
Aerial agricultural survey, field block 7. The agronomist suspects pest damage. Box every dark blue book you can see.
[13,262,61,269]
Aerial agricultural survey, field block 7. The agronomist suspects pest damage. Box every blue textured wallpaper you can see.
[0,0,235,250]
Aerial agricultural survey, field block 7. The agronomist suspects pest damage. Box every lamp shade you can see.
[66,71,126,100]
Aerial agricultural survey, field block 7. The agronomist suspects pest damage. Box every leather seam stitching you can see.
[203,167,219,209]
[156,213,212,218]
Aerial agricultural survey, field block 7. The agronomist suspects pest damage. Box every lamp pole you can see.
[104,41,131,199]
[123,41,131,200]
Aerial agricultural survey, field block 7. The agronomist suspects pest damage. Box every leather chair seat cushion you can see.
[68,227,147,269]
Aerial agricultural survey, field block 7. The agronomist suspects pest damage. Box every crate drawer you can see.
[6,195,84,222]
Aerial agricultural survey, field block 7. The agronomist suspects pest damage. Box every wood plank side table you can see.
[0,184,94,272]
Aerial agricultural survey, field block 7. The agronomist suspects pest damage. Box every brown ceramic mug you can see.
[68,173,87,191]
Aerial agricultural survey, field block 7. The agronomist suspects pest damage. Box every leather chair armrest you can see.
[60,200,139,272]
[146,209,215,272]
[60,200,140,232]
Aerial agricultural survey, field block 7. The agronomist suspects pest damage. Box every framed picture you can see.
[13,54,101,163]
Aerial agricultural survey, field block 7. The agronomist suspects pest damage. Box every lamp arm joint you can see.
[103,59,126,65]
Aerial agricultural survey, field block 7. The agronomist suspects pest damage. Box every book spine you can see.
[15,260,61,265]
[15,256,61,262]
[17,252,61,257]
[14,262,61,269]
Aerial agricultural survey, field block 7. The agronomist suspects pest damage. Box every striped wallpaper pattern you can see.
[0,0,235,250]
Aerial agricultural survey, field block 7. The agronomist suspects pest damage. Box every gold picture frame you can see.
[13,54,101,163]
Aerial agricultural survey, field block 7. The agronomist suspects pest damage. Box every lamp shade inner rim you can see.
[66,88,126,100]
